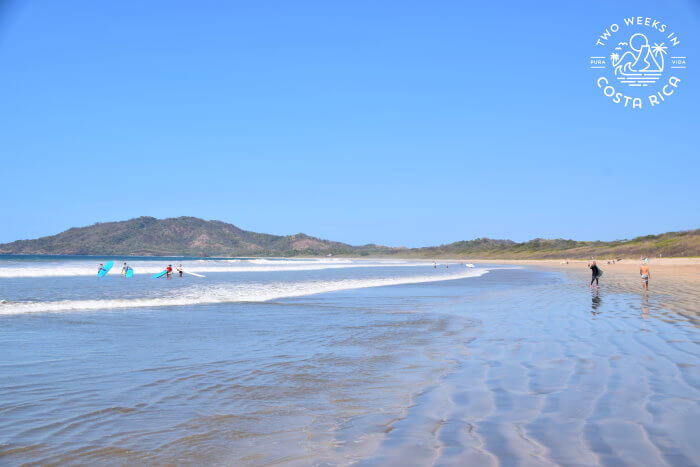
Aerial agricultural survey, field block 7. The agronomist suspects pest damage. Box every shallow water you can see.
[0,258,698,465]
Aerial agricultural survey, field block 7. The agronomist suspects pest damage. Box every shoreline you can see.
[461,257,700,286]
[2,254,698,284]
[343,256,700,286]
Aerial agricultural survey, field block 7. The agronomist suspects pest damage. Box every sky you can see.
[0,0,698,247]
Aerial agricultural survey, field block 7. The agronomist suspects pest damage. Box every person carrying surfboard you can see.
[589,261,602,288]
[98,263,105,274]
[166,264,173,278]
[121,262,128,276]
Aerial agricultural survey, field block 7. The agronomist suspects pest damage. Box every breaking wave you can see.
[0,269,488,315]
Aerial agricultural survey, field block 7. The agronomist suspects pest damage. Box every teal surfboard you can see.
[98,261,114,277]
[152,270,167,278]
[125,267,134,278]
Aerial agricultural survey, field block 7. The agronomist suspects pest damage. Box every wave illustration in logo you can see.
[610,33,667,87]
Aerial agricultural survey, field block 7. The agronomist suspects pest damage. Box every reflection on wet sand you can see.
[641,292,650,319]
[591,290,602,315]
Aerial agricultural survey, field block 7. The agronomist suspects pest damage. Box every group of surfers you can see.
[160,264,184,278]
[96,262,186,278]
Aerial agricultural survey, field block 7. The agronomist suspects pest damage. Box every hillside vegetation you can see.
[0,217,697,259]
[398,230,700,259]
[0,217,361,257]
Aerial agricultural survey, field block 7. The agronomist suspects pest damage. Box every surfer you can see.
[121,262,129,276]
[177,264,184,277]
[589,261,601,288]
[97,263,105,274]
[166,264,173,278]
[640,262,651,290]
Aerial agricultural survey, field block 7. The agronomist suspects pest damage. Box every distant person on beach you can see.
[640,262,651,290]
[166,264,173,278]
[589,261,601,288]
[177,264,184,277]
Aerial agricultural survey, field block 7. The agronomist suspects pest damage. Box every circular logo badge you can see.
[589,16,687,109]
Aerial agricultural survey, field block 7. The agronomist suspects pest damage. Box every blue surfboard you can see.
[98,261,114,277]
[152,270,167,278]
[125,267,134,278]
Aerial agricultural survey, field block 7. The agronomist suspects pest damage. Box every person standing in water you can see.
[589,261,601,288]
[121,262,129,276]
[176,264,184,277]
[166,264,173,279]
[640,261,651,290]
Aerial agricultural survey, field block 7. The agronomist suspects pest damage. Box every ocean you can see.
[1,256,698,465]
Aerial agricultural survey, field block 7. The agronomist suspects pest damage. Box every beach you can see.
[474,258,700,319]
[1,257,699,465]
[470,257,700,283]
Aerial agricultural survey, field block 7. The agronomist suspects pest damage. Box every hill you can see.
[400,230,700,259]
[0,217,366,257]
[0,217,697,258]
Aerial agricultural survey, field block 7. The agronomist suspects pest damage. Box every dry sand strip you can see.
[467,258,700,286]
[466,258,700,319]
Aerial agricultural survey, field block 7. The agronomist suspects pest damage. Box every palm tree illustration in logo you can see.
[610,33,667,86]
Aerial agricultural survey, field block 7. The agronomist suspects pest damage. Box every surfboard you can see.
[597,269,604,278]
[184,271,205,278]
[125,267,134,278]
[151,270,167,278]
[98,261,114,277]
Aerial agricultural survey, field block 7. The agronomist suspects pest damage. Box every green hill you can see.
[0,217,361,257]
[0,217,697,259]
[399,230,700,259]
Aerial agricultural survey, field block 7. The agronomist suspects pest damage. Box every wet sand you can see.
[345,260,700,466]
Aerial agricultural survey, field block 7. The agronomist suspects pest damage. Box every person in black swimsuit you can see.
[589,261,601,288]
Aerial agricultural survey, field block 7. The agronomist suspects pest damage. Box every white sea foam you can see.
[0,259,432,278]
[244,258,355,265]
[0,268,488,315]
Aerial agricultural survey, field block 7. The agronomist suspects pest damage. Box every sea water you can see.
[0,257,698,465]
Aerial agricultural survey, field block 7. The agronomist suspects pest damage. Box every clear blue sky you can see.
[1,0,698,246]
